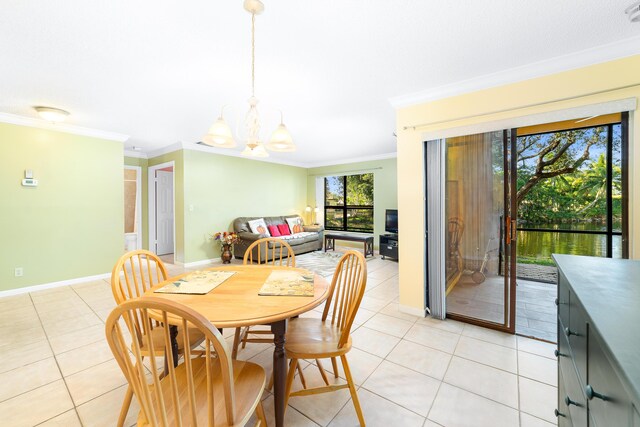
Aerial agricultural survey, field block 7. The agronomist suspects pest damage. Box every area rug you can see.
[295,250,375,277]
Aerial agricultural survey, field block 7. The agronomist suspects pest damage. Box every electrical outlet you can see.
[14,267,23,277]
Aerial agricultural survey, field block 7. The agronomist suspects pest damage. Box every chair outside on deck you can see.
[284,250,367,426]
[110,250,205,427]
[105,297,267,426]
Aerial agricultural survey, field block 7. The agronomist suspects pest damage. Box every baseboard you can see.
[398,303,427,318]
[0,272,111,298]
[183,258,220,268]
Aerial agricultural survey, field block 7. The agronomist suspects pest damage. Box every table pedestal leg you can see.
[271,319,287,427]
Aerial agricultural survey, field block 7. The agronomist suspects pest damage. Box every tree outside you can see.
[325,173,374,232]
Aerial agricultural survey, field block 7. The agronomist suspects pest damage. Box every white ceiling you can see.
[1,1,639,166]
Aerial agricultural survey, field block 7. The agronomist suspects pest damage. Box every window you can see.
[324,174,374,233]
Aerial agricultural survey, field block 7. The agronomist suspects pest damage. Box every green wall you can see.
[182,150,308,263]
[307,158,398,247]
[0,122,123,291]
[124,156,149,249]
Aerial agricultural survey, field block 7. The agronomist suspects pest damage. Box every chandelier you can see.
[202,0,295,157]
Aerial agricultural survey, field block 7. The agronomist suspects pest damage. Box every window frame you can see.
[324,174,374,233]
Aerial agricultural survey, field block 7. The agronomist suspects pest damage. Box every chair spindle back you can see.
[243,237,296,267]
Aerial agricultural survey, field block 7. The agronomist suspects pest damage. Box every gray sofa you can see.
[233,215,324,261]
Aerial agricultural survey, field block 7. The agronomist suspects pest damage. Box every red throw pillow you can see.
[268,225,282,237]
[277,223,291,236]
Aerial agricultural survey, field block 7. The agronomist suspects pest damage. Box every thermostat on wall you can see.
[22,178,38,187]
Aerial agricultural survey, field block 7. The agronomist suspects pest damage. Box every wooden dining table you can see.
[142,264,331,427]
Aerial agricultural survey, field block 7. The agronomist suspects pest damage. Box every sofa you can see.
[233,215,324,261]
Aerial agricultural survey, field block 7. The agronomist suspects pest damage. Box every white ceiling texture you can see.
[1,1,639,166]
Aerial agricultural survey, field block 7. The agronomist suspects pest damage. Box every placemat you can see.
[154,270,236,295]
[258,269,314,297]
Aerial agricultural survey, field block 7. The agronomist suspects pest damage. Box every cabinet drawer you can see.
[567,298,588,384]
[588,331,631,427]
[561,356,588,426]
[557,322,573,377]
[558,271,570,327]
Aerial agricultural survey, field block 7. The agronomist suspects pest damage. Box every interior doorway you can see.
[149,162,175,263]
[124,166,142,252]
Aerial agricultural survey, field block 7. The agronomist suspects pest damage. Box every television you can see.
[385,209,398,234]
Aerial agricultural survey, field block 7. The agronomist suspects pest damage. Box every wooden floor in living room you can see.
[0,245,557,426]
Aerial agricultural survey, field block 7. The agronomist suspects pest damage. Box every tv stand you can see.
[379,234,398,260]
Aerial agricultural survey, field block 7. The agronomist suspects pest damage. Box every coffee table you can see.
[324,232,374,257]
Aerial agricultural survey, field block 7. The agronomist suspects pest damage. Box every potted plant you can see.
[212,231,239,264]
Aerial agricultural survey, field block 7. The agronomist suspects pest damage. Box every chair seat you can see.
[137,358,266,426]
[285,317,351,359]
[138,326,205,355]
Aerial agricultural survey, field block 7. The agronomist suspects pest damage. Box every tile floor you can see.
[0,250,558,426]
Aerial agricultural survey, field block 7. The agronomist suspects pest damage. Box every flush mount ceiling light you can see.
[202,0,296,157]
[34,106,70,123]
[626,1,640,22]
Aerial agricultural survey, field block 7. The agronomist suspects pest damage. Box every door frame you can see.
[148,161,175,256]
[124,165,142,250]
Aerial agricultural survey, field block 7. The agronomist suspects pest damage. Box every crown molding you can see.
[389,34,640,109]
[124,149,147,159]
[305,152,397,169]
[0,112,130,142]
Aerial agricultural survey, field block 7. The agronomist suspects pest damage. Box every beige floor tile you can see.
[76,383,140,427]
[0,380,73,427]
[518,351,557,386]
[0,339,53,374]
[36,409,82,426]
[48,324,105,354]
[517,336,556,360]
[351,327,400,358]
[288,370,352,426]
[352,307,377,326]
[462,324,517,348]
[65,358,127,405]
[379,302,421,322]
[359,296,389,312]
[416,316,465,334]
[423,420,444,427]
[55,340,114,377]
[454,336,518,373]
[443,356,519,409]
[0,357,61,402]
[41,312,103,338]
[37,304,95,323]
[386,339,451,381]
[334,348,383,386]
[519,412,556,427]
[428,383,519,427]
[404,323,460,354]
[519,377,557,424]
[0,325,47,348]
[258,394,319,427]
[0,294,33,310]
[361,361,440,417]
[363,313,414,338]
[329,388,424,427]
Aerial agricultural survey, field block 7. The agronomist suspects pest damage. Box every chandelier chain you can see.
[251,12,256,97]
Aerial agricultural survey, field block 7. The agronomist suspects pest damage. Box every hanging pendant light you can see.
[203,0,296,157]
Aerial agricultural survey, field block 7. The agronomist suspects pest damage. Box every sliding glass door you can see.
[444,130,516,332]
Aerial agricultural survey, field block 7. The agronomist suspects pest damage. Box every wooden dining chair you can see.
[284,250,367,426]
[110,250,205,427]
[232,238,296,358]
[243,236,296,266]
[106,297,267,426]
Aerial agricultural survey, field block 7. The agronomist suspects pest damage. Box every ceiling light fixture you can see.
[626,1,640,22]
[34,106,70,123]
[202,0,295,157]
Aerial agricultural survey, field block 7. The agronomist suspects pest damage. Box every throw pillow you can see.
[285,216,304,234]
[267,225,282,237]
[248,218,271,237]
[277,223,291,236]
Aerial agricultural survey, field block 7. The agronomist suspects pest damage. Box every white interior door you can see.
[155,170,174,255]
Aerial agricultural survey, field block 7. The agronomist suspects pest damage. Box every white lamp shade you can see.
[202,118,236,148]
[266,123,295,152]
[241,143,269,158]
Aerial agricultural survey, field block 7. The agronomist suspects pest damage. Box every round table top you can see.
[143,265,330,328]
